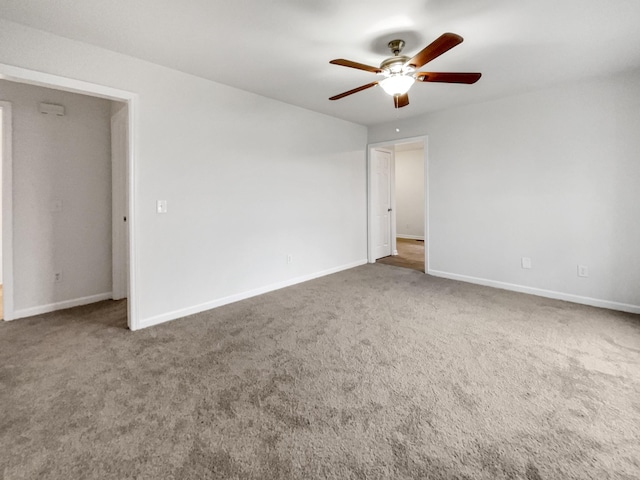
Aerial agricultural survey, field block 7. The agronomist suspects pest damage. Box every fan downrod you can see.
[387,39,405,56]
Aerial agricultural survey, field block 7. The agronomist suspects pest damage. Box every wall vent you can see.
[39,103,65,116]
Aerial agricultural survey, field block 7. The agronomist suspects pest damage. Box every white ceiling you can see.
[1,0,639,126]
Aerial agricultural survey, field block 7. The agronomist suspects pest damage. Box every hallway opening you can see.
[367,136,427,274]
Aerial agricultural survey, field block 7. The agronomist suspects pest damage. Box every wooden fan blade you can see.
[330,59,381,74]
[416,72,482,84]
[329,82,378,100]
[394,93,409,108]
[406,33,463,69]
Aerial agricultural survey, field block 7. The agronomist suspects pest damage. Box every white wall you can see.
[0,79,112,313]
[0,19,368,327]
[395,148,424,239]
[369,71,640,312]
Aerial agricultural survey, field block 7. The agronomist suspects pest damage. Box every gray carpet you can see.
[1,264,639,479]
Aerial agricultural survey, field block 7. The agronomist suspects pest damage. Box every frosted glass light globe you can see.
[380,75,415,96]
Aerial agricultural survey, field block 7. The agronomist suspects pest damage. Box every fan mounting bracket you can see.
[387,39,405,56]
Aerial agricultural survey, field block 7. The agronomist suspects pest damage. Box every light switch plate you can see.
[156,200,168,214]
[521,257,532,269]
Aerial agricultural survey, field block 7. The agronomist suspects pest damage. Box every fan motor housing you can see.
[380,56,411,74]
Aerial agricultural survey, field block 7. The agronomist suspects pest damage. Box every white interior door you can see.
[111,103,129,300]
[372,149,392,260]
[1,101,14,320]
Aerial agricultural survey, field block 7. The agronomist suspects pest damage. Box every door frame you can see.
[1,101,14,319]
[367,135,429,272]
[0,63,140,329]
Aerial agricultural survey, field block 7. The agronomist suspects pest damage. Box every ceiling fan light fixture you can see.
[380,75,415,96]
[328,33,480,107]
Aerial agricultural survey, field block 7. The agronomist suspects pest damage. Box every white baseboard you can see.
[137,259,369,330]
[397,234,425,241]
[11,292,113,320]
[428,269,640,315]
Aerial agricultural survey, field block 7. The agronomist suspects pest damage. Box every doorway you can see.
[367,136,428,273]
[0,65,137,328]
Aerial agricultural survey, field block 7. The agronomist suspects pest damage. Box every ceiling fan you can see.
[329,33,481,108]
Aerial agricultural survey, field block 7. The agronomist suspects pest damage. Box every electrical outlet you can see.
[54,272,63,283]
[578,265,589,277]
[50,200,63,213]
[521,257,532,269]
[287,254,293,264]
